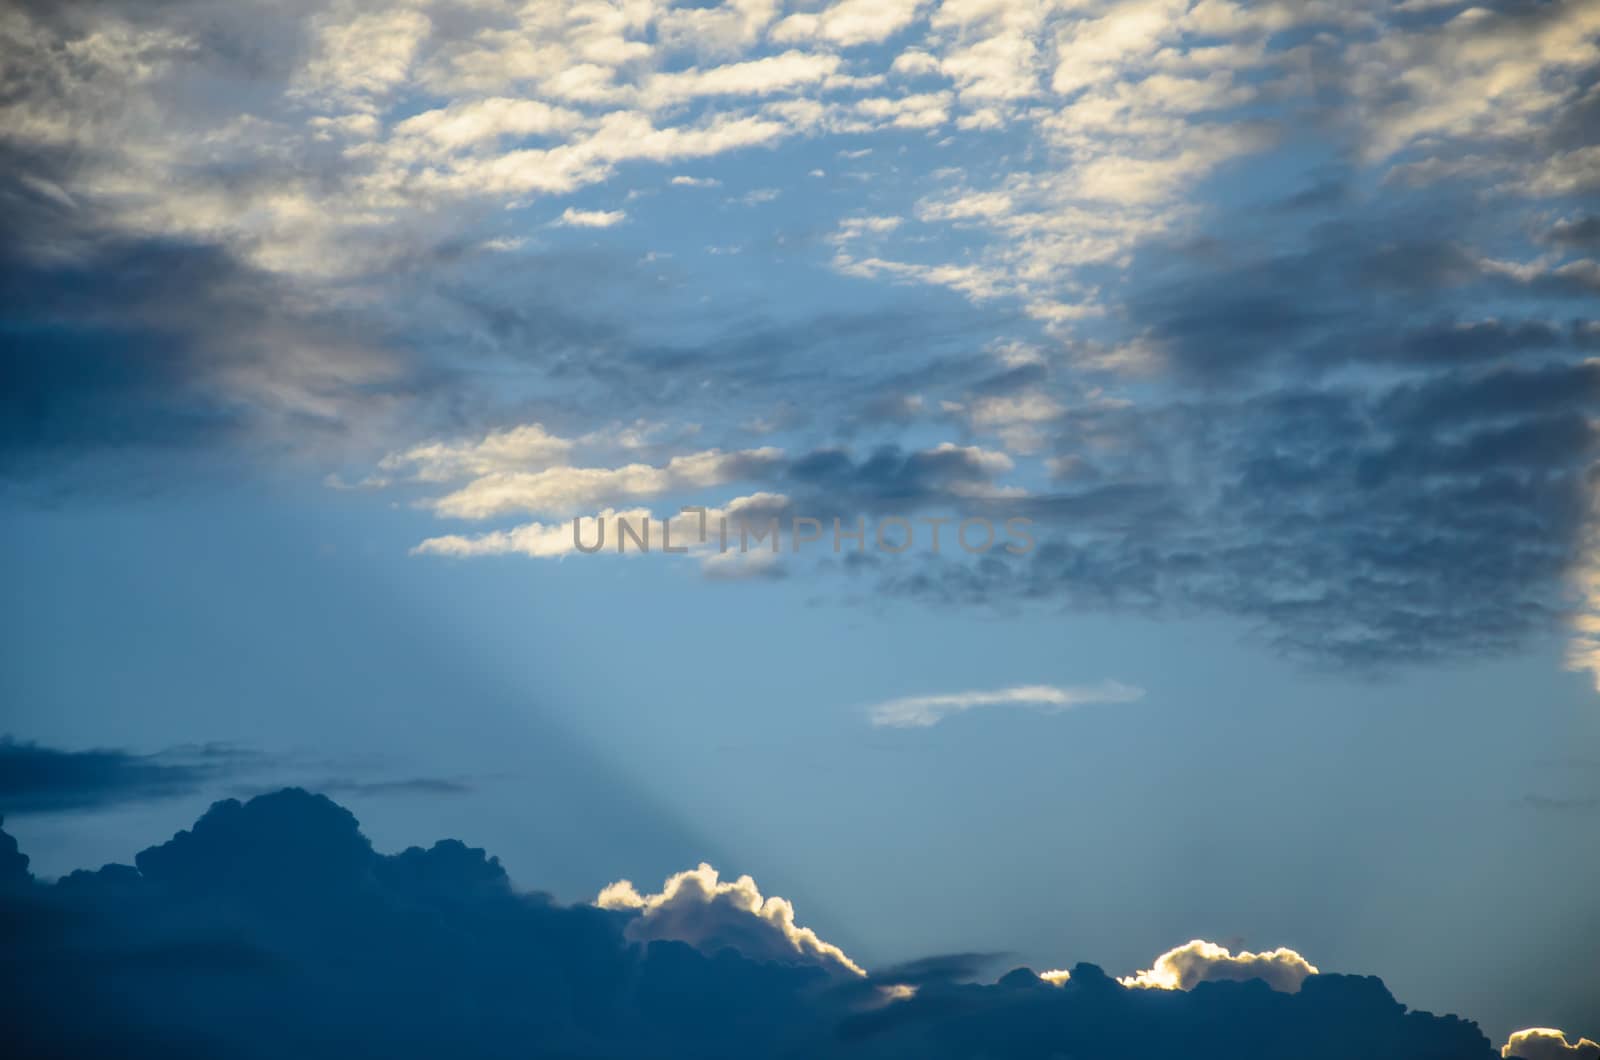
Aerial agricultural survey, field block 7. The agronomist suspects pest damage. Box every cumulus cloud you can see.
[596,862,864,976]
[0,793,1521,1059]
[1504,1029,1600,1060]
[1120,939,1320,993]
[866,680,1144,728]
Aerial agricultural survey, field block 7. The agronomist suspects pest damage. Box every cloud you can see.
[0,739,254,815]
[772,0,925,48]
[556,207,627,228]
[234,777,474,800]
[597,862,863,976]
[866,680,1144,728]
[424,448,784,519]
[1120,940,1320,993]
[1504,1029,1600,1060]
[0,789,1526,1059]
[0,738,470,816]
[413,505,655,558]
[376,423,577,483]
[7,0,1600,683]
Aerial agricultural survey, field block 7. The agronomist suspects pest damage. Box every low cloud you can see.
[866,680,1144,728]
[597,862,863,977]
[0,789,1547,1059]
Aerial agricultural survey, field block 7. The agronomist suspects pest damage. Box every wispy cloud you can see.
[866,680,1144,728]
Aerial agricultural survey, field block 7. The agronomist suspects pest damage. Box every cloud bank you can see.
[0,787,1563,1060]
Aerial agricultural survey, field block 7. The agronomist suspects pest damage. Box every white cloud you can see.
[642,50,842,106]
[556,207,627,228]
[867,680,1144,728]
[391,98,582,152]
[772,0,925,48]
[297,7,432,105]
[1503,1030,1600,1060]
[412,507,653,559]
[378,424,575,483]
[425,447,783,519]
[1120,940,1319,993]
[596,863,864,976]
[412,492,791,561]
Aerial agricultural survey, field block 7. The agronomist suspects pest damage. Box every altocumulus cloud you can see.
[866,680,1145,728]
[0,787,1539,1059]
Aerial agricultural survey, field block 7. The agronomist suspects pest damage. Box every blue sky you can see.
[3,0,1599,1054]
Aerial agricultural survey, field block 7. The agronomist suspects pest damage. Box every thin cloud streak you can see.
[866,680,1144,728]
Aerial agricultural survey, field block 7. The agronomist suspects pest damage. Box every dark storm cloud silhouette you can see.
[0,788,1571,1060]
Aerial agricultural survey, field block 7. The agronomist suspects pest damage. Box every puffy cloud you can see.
[597,862,864,976]
[1504,1029,1600,1060]
[641,51,842,106]
[0,791,1540,1059]
[866,680,1144,728]
[556,207,628,228]
[1121,939,1320,993]
[390,98,583,152]
[297,7,432,105]
[772,0,925,48]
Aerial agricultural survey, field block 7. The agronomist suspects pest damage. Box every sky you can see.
[2,0,1599,1055]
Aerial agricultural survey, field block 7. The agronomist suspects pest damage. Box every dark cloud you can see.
[1543,216,1600,251]
[0,151,408,488]
[0,739,239,815]
[0,789,1536,1060]
[0,738,472,815]
[230,777,475,799]
[784,444,1014,513]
